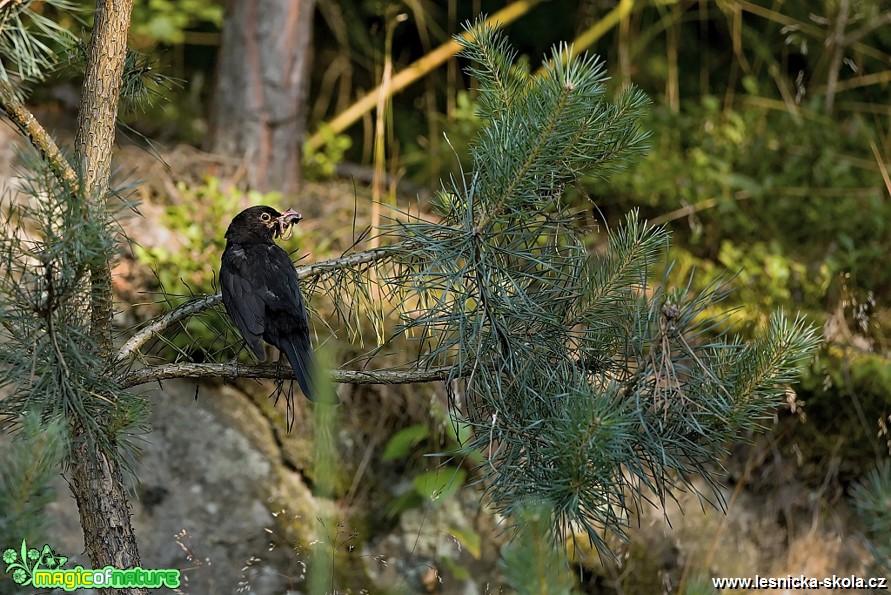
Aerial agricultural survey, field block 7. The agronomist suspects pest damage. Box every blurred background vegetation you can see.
[9,0,889,590]
[100,0,889,479]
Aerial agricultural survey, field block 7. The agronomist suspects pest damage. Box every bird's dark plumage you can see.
[220,205,322,403]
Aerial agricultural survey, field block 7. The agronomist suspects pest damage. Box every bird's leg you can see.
[266,374,296,431]
[269,356,286,404]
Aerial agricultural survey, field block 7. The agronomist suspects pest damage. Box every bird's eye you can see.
[260,212,272,222]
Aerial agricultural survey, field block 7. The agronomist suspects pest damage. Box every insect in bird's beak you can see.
[274,209,303,240]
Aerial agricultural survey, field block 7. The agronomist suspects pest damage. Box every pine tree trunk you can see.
[70,1,145,593]
[208,0,315,193]
[69,437,145,594]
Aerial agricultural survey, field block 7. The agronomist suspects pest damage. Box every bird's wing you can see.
[260,246,329,403]
[259,245,309,315]
[220,244,268,360]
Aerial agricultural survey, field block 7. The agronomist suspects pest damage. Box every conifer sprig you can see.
[380,20,820,553]
[0,160,148,467]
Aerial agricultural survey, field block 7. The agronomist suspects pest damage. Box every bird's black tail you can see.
[279,339,316,400]
[279,341,339,404]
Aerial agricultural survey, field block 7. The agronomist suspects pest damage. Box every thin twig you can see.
[842,11,891,45]
[869,140,891,198]
[47,316,72,381]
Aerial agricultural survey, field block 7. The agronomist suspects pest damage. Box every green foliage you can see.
[0,160,148,462]
[303,124,353,181]
[714,240,830,320]
[599,95,889,483]
[383,403,478,516]
[499,504,576,595]
[368,21,821,555]
[136,177,281,296]
[602,101,890,296]
[381,423,429,461]
[411,467,466,503]
[131,0,223,46]
[132,177,282,359]
[404,90,481,180]
[309,357,341,594]
[850,460,891,576]
[0,412,66,595]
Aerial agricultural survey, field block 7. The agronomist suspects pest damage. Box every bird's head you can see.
[225,205,303,244]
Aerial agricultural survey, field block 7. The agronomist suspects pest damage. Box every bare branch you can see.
[0,87,80,190]
[118,361,454,389]
[115,294,220,364]
[114,245,397,365]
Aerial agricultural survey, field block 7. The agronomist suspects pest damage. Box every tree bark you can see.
[75,0,131,357]
[68,436,145,588]
[70,1,146,593]
[208,0,316,194]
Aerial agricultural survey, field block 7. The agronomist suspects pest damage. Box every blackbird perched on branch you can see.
[220,205,328,405]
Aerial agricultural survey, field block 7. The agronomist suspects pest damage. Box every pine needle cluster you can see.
[850,460,891,575]
[0,0,79,100]
[0,161,147,464]
[373,20,820,552]
[0,1,169,468]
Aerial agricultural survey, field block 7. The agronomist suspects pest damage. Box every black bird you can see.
[220,205,322,403]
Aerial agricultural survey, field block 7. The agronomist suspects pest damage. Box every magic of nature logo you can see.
[2,539,180,591]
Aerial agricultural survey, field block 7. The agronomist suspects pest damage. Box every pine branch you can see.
[472,77,574,234]
[98,20,821,564]
[114,245,397,365]
[0,89,79,190]
[117,362,456,389]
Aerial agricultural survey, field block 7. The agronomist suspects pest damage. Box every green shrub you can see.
[600,101,889,296]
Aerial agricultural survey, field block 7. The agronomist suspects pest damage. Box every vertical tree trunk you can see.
[208,0,316,194]
[68,439,145,595]
[76,0,129,358]
[70,1,146,593]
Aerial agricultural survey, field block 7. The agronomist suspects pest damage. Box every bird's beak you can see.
[274,209,303,240]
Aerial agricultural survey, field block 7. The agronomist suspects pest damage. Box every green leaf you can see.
[381,424,429,461]
[386,490,423,517]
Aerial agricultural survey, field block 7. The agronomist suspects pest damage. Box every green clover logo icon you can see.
[3,539,41,587]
